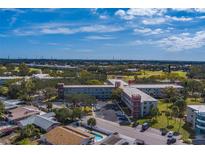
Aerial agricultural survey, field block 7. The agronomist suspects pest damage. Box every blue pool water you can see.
[91,132,104,142]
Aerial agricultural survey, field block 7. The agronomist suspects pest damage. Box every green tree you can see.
[43,87,57,100]
[8,83,21,99]
[201,89,205,103]
[87,117,96,128]
[86,79,102,85]
[165,110,171,128]
[54,108,72,124]
[46,102,53,111]
[0,101,5,119]
[173,97,186,132]
[111,88,123,101]
[71,108,82,120]
[20,124,40,139]
[162,87,177,104]
[150,106,159,121]
[171,105,179,123]
[0,86,9,96]
[19,79,36,101]
[19,63,30,76]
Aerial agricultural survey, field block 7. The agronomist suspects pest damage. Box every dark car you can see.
[135,139,145,145]
[132,121,139,127]
[141,122,149,131]
[118,117,128,121]
[161,128,168,136]
[167,138,176,145]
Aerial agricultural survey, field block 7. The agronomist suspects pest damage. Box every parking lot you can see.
[94,101,130,125]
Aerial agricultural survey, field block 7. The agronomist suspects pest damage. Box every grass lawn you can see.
[172,71,187,78]
[29,67,41,72]
[186,97,203,105]
[108,70,187,81]
[137,100,194,141]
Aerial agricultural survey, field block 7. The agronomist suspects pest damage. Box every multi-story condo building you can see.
[130,84,183,98]
[187,105,205,134]
[58,84,115,100]
[121,87,158,118]
[58,79,182,119]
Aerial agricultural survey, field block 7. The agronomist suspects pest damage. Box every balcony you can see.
[197,118,205,124]
[196,124,205,130]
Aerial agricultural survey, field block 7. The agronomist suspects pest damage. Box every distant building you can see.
[187,105,205,134]
[130,84,183,98]
[41,126,94,145]
[32,73,50,79]
[58,84,115,100]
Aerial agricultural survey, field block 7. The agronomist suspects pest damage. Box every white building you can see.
[58,79,160,118]
[121,87,158,118]
[130,84,183,98]
[187,105,205,134]
[59,84,115,100]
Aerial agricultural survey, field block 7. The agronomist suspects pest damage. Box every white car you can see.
[167,131,174,138]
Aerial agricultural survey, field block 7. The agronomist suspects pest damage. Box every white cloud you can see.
[115,9,167,20]
[142,18,166,25]
[194,8,205,13]
[156,31,205,51]
[13,23,124,36]
[99,15,108,20]
[166,16,192,21]
[134,28,164,35]
[85,35,115,40]
[198,16,205,19]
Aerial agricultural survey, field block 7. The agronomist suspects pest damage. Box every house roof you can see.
[19,112,59,131]
[44,126,93,145]
[6,106,40,121]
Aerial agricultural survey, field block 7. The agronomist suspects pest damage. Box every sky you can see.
[1,8,205,61]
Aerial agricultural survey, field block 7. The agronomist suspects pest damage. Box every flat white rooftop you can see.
[130,84,183,89]
[188,105,205,113]
[64,85,115,88]
[122,87,157,102]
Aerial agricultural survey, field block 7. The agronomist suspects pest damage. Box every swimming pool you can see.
[90,132,104,142]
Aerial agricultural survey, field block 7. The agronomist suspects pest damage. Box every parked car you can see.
[167,131,174,138]
[141,122,149,131]
[132,121,139,127]
[167,138,176,145]
[135,139,145,145]
[161,128,168,136]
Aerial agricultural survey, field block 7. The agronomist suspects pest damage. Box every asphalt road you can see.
[88,116,186,145]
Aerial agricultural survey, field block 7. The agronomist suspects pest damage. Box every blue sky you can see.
[1,8,205,61]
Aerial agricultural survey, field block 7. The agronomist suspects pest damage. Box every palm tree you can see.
[171,105,179,123]
[87,117,96,129]
[165,110,171,128]
[0,101,5,120]
[174,97,186,133]
[150,106,159,121]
